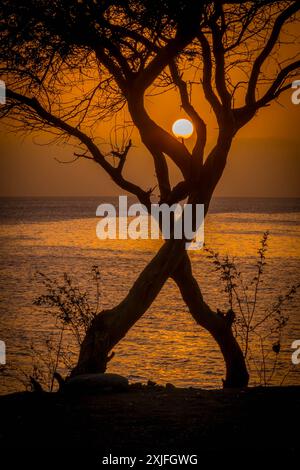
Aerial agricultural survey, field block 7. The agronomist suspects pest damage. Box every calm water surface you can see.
[0,197,299,393]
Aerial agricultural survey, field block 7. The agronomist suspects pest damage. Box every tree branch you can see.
[210,4,232,111]
[111,139,132,174]
[169,60,207,166]
[198,32,223,119]
[256,60,300,107]
[95,49,128,95]
[127,91,192,180]
[246,2,300,106]
[6,89,151,208]
[146,145,171,202]
[133,2,204,93]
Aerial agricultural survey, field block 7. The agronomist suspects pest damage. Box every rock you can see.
[130,382,143,390]
[165,382,176,391]
[147,380,157,388]
[65,373,129,393]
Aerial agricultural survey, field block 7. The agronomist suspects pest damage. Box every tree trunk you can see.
[172,253,249,387]
[72,162,249,386]
[72,238,249,388]
[71,238,186,376]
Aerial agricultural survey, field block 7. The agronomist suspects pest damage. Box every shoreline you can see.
[0,384,299,455]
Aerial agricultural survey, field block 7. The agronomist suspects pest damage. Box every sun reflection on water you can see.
[0,208,299,393]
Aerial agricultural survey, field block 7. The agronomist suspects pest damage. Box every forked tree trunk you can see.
[72,132,249,387]
[72,238,249,388]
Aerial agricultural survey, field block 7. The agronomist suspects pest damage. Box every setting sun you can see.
[172,118,194,139]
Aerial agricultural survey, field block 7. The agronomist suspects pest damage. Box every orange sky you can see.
[0,77,299,198]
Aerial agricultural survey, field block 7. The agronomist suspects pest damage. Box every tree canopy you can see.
[1,1,298,208]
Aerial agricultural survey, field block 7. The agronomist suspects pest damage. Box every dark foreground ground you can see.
[0,384,299,464]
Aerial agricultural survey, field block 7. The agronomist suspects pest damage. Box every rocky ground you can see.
[0,384,299,465]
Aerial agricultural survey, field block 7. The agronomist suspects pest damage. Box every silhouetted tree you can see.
[1,0,299,387]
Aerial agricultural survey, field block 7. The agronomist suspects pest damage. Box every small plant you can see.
[4,266,103,392]
[34,265,101,345]
[205,232,300,386]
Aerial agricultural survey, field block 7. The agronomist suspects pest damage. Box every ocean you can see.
[0,197,299,393]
